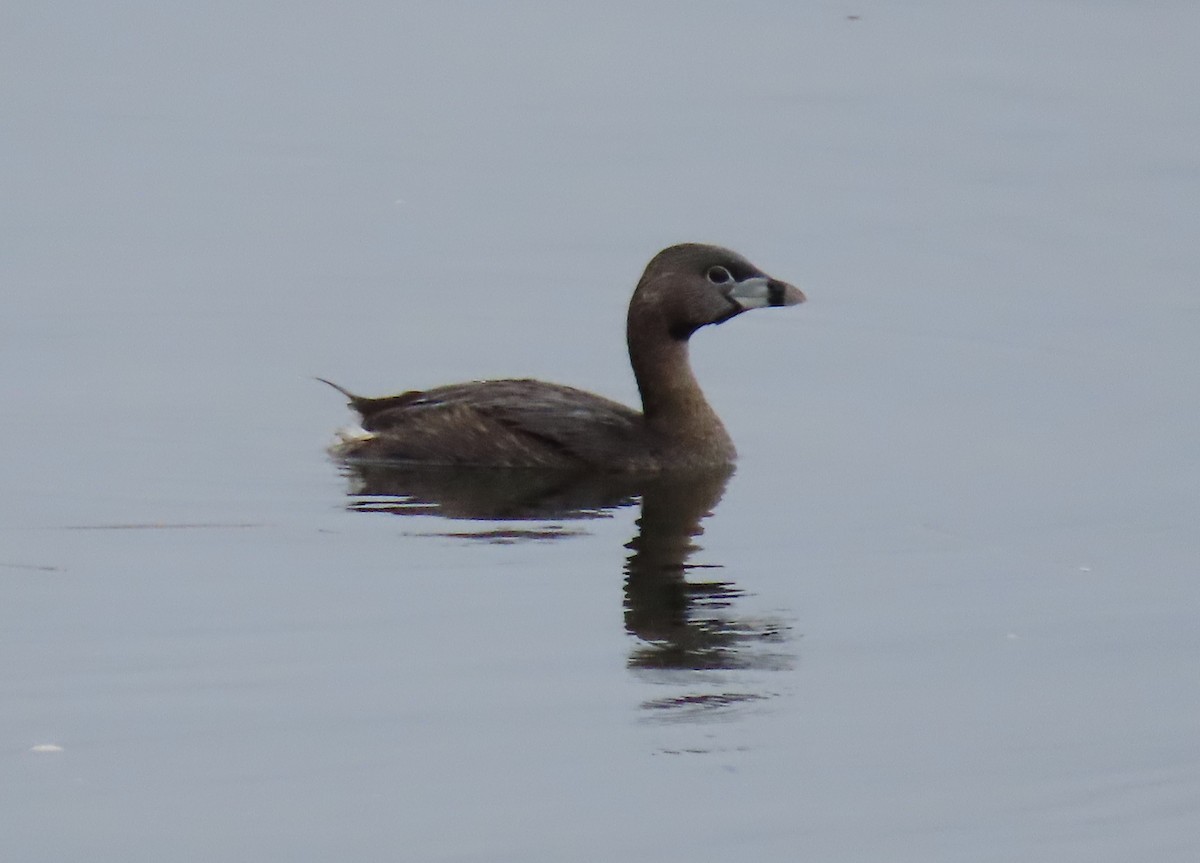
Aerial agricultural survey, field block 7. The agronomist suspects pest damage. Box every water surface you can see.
[3,3,1199,861]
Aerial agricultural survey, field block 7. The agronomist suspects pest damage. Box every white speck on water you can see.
[29,743,64,753]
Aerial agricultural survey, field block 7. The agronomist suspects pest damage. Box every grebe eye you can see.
[706,266,732,284]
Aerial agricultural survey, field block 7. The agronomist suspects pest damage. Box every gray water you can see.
[3,3,1199,861]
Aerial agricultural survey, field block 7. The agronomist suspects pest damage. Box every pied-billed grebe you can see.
[321,243,804,471]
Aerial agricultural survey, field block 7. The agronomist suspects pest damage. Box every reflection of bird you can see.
[340,461,643,521]
[320,244,803,471]
[622,467,791,675]
[337,458,793,723]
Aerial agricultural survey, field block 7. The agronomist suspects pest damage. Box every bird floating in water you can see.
[321,243,804,471]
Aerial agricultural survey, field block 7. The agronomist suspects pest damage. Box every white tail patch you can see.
[329,425,376,455]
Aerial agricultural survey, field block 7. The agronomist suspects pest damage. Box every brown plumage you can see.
[321,243,804,471]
